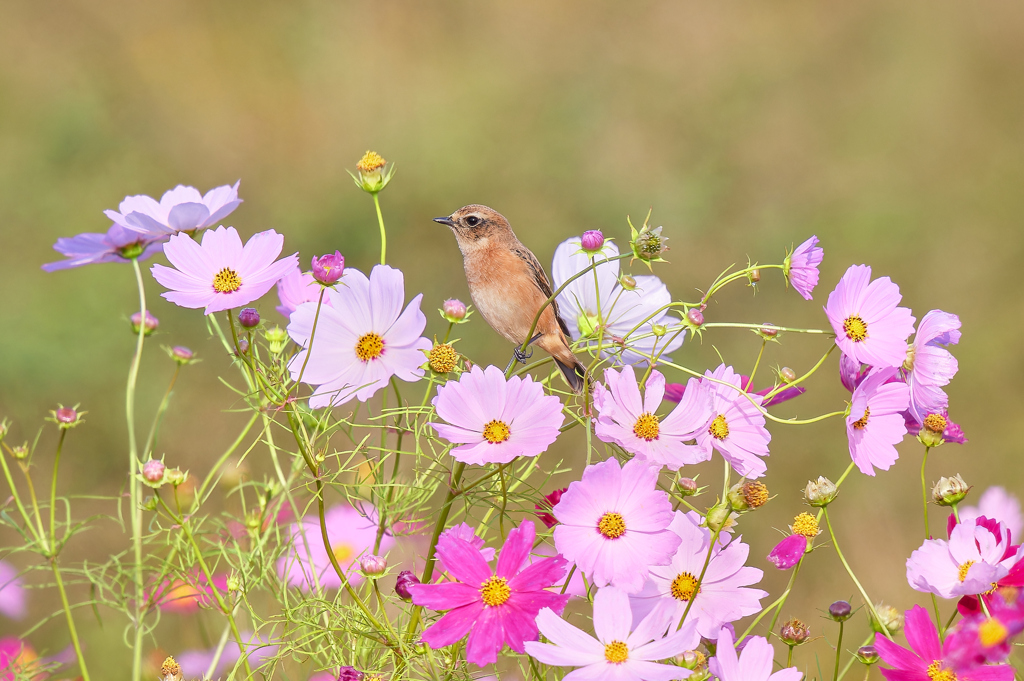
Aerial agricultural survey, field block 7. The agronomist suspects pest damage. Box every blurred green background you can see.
[2,0,1024,677]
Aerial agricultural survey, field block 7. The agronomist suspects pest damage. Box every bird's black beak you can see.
[433,216,455,227]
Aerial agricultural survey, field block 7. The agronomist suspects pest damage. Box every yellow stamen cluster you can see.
[852,407,870,430]
[958,560,976,583]
[633,413,660,441]
[598,511,626,539]
[604,640,629,664]
[357,150,387,172]
[355,332,385,362]
[332,543,355,565]
[670,571,700,602]
[482,420,511,444]
[979,617,1009,647]
[709,414,730,440]
[743,481,769,508]
[791,512,819,538]
[480,576,511,607]
[923,413,948,433]
[213,267,242,293]
[428,343,458,374]
[161,656,182,681]
[843,315,868,342]
[926,660,957,681]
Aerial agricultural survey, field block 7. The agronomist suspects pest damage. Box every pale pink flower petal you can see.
[824,264,916,368]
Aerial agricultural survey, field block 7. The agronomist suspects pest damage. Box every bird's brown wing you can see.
[511,246,574,341]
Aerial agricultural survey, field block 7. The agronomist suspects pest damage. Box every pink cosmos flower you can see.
[906,518,1018,599]
[553,458,681,594]
[0,562,25,620]
[961,488,1023,541]
[106,181,242,237]
[905,410,967,445]
[593,366,714,471]
[276,504,394,591]
[904,310,961,423]
[709,627,802,681]
[846,367,910,476]
[950,515,1024,618]
[288,265,431,407]
[629,512,766,639]
[429,365,564,465]
[407,520,569,667]
[945,590,1024,670]
[525,586,700,681]
[276,264,326,317]
[784,235,824,301]
[875,605,1013,681]
[151,226,298,314]
[42,223,163,271]
[536,488,568,529]
[0,638,40,680]
[435,523,495,575]
[693,365,772,479]
[664,376,805,409]
[767,535,807,571]
[839,353,870,393]
[824,264,916,368]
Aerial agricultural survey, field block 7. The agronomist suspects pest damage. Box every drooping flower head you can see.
[693,365,772,479]
[824,264,916,368]
[106,181,242,237]
[429,365,564,465]
[276,264,325,317]
[287,265,431,407]
[961,488,1024,541]
[43,223,163,271]
[525,586,700,681]
[846,367,910,476]
[904,310,961,423]
[783,235,824,301]
[593,366,714,470]
[407,520,569,667]
[906,517,1019,599]
[709,627,802,681]
[151,226,298,314]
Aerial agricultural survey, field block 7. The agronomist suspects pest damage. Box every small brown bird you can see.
[434,205,587,393]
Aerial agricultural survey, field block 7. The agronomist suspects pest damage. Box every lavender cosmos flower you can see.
[904,309,962,423]
[151,226,297,314]
[710,627,802,681]
[961,488,1024,540]
[276,504,394,591]
[0,561,26,620]
[429,365,564,465]
[693,365,772,479]
[553,458,681,594]
[552,238,684,366]
[592,366,714,471]
[875,605,1013,681]
[839,353,870,393]
[630,512,766,639]
[408,520,569,667]
[824,264,916,368]
[525,586,700,681]
[311,251,345,285]
[276,265,325,317]
[846,367,910,475]
[906,518,1019,599]
[106,181,241,237]
[287,265,431,407]
[767,535,807,571]
[783,235,824,301]
[42,223,163,271]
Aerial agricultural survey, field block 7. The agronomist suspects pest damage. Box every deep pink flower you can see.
[408,520,569,667]
[435,523,495,575]
[951,515,1024,618]
[767,535,807,571]
[846,367,910,476]
[693,365,772,479]
[710,627,802,681]
[904,310,961,423]
[43,223,163,271]
[106,181,241,237]
[311,251,345,285]
[535,488,567,529]
[945,590,1024,670]
[784,235,824,301]
[906,518,1018,599]
[580,230,606,252]
[824,264,916,368]
[0,638,39,680]
[276,264,325,317]
[961,488,1023,541]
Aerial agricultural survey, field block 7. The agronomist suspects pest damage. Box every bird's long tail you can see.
[537,334,589,394]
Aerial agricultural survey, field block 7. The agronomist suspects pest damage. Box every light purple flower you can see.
[287,265,431,407]
[709,627,802,681]
[824,264,916,368]
[0,562,26,620]
[906,519,1018,599]
[961,488,1023,541]
[693,365,772,479]
[525,586,700,681]
[784,235,824,301]
[106,181,242,237]
[846,367,910,476]
[767,535,807,571]
[839,353,869,393]
[629,511,766,639]
[904,309,961,423]
[276,264,326,317]
[553,458,681,594]
[429,365,564,465]
[177,631,278,678]
[151,226,298,314]
[592,366,714,471]
[42,224,163,272]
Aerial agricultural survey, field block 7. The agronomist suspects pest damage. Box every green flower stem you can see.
[702,264,784,303]
[833,620,844,681]
[128,258,148,681]
[766,555,805,638]
[823,507,891,640]
[289,289,326,399]
[49,429,67,550]
[142,363,182,458]
[836,633,874,681]
[702,322,828,335]
[18,461,49,555]
[193,412,259,504]
[748,339,767,389]
[373,192,387,265]
[0,448,42,547]
[51,560,91,681]
[921,445,932,539]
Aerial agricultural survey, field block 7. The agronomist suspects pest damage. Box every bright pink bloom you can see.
[42,223,162,271]
[693,365,772,479]
[709,627,802,681]
[429,365,564,465]
[525,586,700,681]
[824,264,916,368]
[784,235,824,301]
[436,523,495,575]
[906,518,1019,599]
[767,535,807,571]
[0,638,39,680]
[905,310,961,423]
[106,181,242,237]
[593,366,713,470]
[847,367,910,476]
[311,251,345,285]
[408,520,569,667]
[553,458,681,594]
[535,488,568,528]
[951,515,1024,617]
[151,226,298,314]
[276,264,325,317]
[961,488,1024,541]
[945,590,1024,670]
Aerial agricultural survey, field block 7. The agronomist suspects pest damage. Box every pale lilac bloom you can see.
[961,488,1024,541]
[276,264,326,317]
[0,562,26,620]
[767,535,807,571]
[553,458,681,594]
[709,627,802,681]
[693,365,771,479]
[630,511,766,639]
[436,523,495,575]
[846,367,910,476]
[525,586,700,681]
[429,365,564,465]
[784,235,824,301]
[839,353,869,393]
[151,226,298,314]
[551,238,684,366]
[288,265,431,408]
[177,631,278,678]
[592,366,714,470]
[106,181,241,237]
[904,309,961,423]
[276,504,393,591]
[824,264,916,368]
[42,223,163,272]
[906,520,1018,599]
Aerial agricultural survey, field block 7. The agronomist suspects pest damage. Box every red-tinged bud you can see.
[580,230,605,252]
[311,251,345,285]
[238,308,260,329]
[856,645,879,664]
[131,311,159,335]
[395,570,419,600]
[142,459,166,484]
[359,555,387,577]
[780,366,797,383]
[441,298,467,323]
[829,600,852,621]
[759,323,778,338]
[677,477,698,496]
[535,488,567,528]
[748,269,761,284]
[686,308,704,327]
[171,346,194,362]
[780,618,810,645]
[50,405,84,430]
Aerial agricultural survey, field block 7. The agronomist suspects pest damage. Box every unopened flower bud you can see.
[395,570,419,600]
[619,274,637,291]
[142,459,166,484]
[748,269,761,284]
[264,326,288,354]
[245,509,262,531]
[760,323,778,338]
[131,311,159,336]
[428,343,459,374]
[170,346,195,364]
[870,603,904,635]
[161,655,183,681]
[441,298,467,323]
[933,474,970,506]
[360,554,388,577]
[236,338,249,355]
[11,444,28,460]
[705,503,732,532]
[804,477,838,507]
[856,645,879,665]
[651,324,668,337]
[337,666,364,681]
[829,600,852,622]
[311,251,345,285]
[679,650,707,671]
[580,230,605,252]
[790,512,820,538]
[164,468,187,487]
[238,308,260,329]
[226,573,241,592]
[686,308,704,327]
[354,150,392,194]
[780,618,810,645]
[677,477,698,497]
[55,407,78,425]
[780,366,797,383]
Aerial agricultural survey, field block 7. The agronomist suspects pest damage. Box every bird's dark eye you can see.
[465,216,480,227]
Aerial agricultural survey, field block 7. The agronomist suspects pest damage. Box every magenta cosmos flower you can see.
[767,534,807,571]
[825,264,916,368]
[961,488,1023,541]
[875,605,1013,681]
[276,504,394,591]
[436,523,495,575]
[288,265,431,408]
[945,590,1024,670]
[525,586,700,681]
[904,309,961,423]
[593,366,714,471]
[784,235,824,301]
[42,223,163,271]
[710,627,802,681]
[151,226,297,314]
[693,365,772,479]
[429,365,564,465]
[407,520,569,667]
[629,511,766,639]
[553,457,681,594]
[846,367,910,476]
[106,181,242,237]
[906,518,1018,599]
[276,264,326,317]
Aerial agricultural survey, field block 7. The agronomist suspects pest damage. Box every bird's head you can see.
[433,205,511,246]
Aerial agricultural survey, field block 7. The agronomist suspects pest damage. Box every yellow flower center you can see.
[355,332,385,362]
[670,571,701,602]
[792,512,819,538]
[843,315,868,342]
[926,660,957,681]
[979,618,1009,647]
[923,413,947,433]
[482,420,511,444]
[598,512,626,539]
[852,407,870,430]
[332,542,355,565]
[743,481,769,508]
[958,560,976,582]
[633,413,660,441]
[428,343,458,374]
[604,640,628,664]
[709,414,729,440]
[903,344,916,371]
[357,150,387,172]
[213,267,242,293]
[161,656,182,677]
[480,576,511,607]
